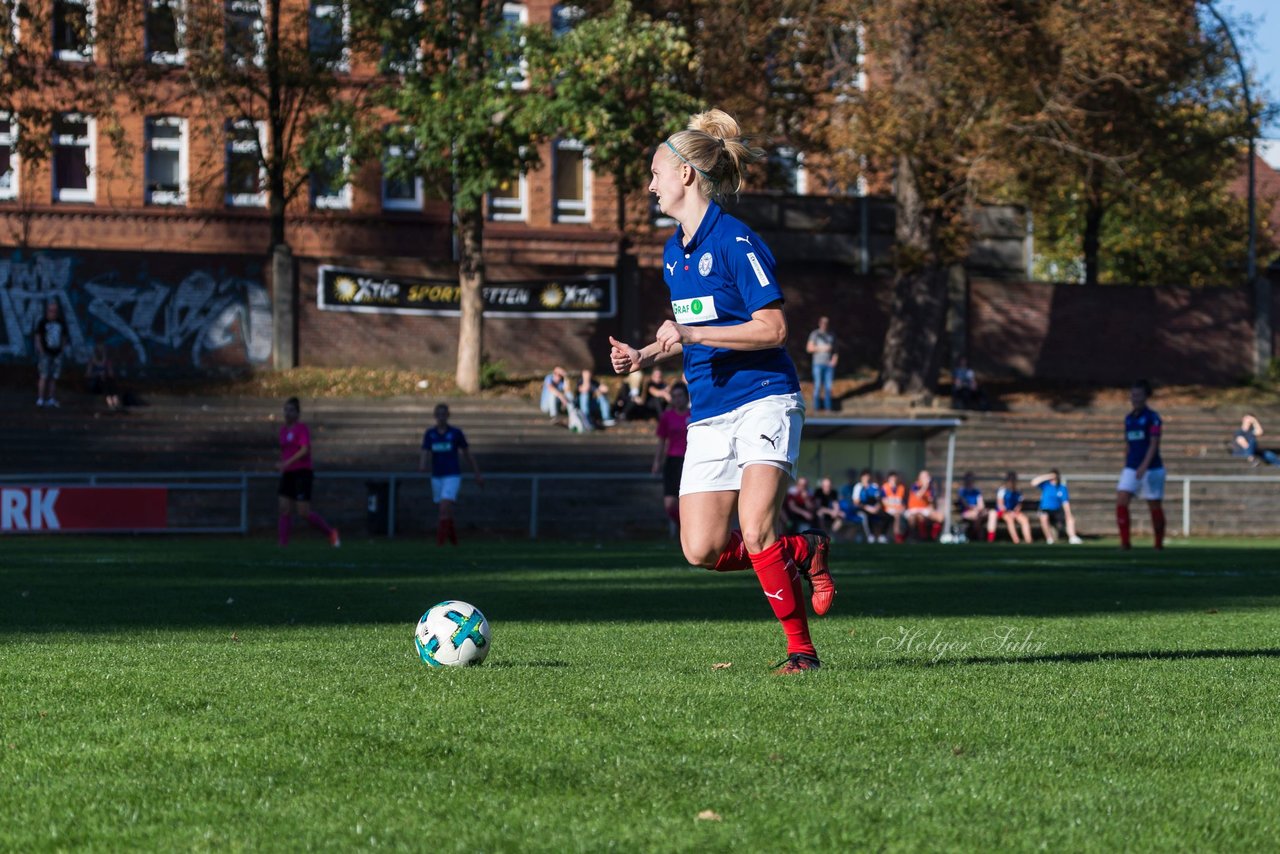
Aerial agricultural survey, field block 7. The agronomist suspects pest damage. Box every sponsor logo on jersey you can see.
[671,296,718,323]
[746,252,770,286]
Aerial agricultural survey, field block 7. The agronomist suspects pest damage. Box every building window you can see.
[226,119,265,207]
[0,112,16,200]
[489,172,526,222]
[226,0,263,67]
[498,3,527,90]
[382,131,422,211]
[145,117,187,205]
[551,3,583,37]
[146,0,184,64]
[52,113,94,203]
[310,132,351,210]
[382,0,421,74]
[309,0,349,71]
[53,0,93,62]
[553,138,590,223]
[767,146,807,195]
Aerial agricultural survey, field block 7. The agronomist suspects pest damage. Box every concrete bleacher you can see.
[2,389,1277,539]
[920,404,1280,539]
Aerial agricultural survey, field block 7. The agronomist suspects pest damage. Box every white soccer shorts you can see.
[679,392,805,496]
[1117,467,1165,500]
[432,475,462,503]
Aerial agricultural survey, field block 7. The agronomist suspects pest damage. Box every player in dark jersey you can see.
[419,403,483,546]
[1117,379,1166,550]
[608,109,833,674]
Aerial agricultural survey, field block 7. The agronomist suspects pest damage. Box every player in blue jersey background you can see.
[1116,379,1165,550]
[419,403,483,546]
[608,108,834,674]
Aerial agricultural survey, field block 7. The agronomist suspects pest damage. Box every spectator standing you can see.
[1230,414,1280,467]
[276,397,340,548]
[34,300,69,408]
[420,402,483,546]
[1117,379,1166,550]
[951,356,987,411]
[540,366,572,421]
[987,471,1031,544]
[607,108,834,674]
[86,342,122,410]
[1031,469,1083,544]
[881,471,907,543]
[806,315,837,411]
[956,472,988,540]
[653,383,691,535]
[905,469,945,540]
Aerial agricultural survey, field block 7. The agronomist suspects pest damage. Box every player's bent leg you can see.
[678,490,738,567]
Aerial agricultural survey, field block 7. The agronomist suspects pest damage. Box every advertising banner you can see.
[0,486,169,533]
[317,265,616,318]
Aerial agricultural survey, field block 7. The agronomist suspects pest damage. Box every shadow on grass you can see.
[2,540,1278,632]
[921,647,1280,668]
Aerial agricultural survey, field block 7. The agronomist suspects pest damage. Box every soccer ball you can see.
[414,600,491,667]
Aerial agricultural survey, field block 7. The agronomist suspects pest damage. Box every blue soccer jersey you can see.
[997,487,1022,512]
[422,426,467,477]
[1037,482,1069,512]
[958,486,983,509]
[663,201,800,422]
[1124,407,1163,469]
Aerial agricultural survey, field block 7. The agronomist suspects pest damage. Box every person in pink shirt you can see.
[277,397,340,547]
[652,383,691,534]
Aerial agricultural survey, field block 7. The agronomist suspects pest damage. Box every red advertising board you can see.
[0,486,168,533]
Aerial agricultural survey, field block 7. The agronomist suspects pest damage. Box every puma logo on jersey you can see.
[735,236,752,245]
[665,261,676,276]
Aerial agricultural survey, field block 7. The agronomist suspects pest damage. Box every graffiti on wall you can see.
[0,252,271,371]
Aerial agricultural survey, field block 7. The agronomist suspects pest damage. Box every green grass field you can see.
[3,537,1279,851]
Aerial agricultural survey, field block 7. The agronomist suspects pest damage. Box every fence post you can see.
[529,476,539,540]
[388,474,397,539]
[240,474,249,535]
[1182,478,1191,539]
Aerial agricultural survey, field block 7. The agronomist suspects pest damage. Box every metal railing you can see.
[2,470,1277,538]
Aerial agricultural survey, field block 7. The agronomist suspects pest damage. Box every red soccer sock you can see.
[446,518,458,545]
[665,504,681,526]
[436,519,447,546]
[711,530,753,572]
[781,532,811,568]
[306,511,332,536]
[749,540,815,657]
[1116,504,1131,550]
[1150,504,1165,549]
[278,514,292,547]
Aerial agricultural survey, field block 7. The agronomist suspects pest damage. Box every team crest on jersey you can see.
[698,252,713,276]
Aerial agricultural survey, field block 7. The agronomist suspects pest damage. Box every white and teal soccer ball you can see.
[415,600,491,667]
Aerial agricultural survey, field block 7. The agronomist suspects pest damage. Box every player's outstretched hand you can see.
[609,336,640,375]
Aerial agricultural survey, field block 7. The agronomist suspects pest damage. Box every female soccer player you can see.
[277,397,339,547]
[608,109,834,674]
[419,402,483,545]
[1117,379,1165,549]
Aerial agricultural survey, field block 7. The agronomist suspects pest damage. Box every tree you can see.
[532,0,697,340]
[1012,0,1261,286]
[354,0,552,393]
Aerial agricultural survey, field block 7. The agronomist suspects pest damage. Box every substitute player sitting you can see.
[1030,469,1082,544]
